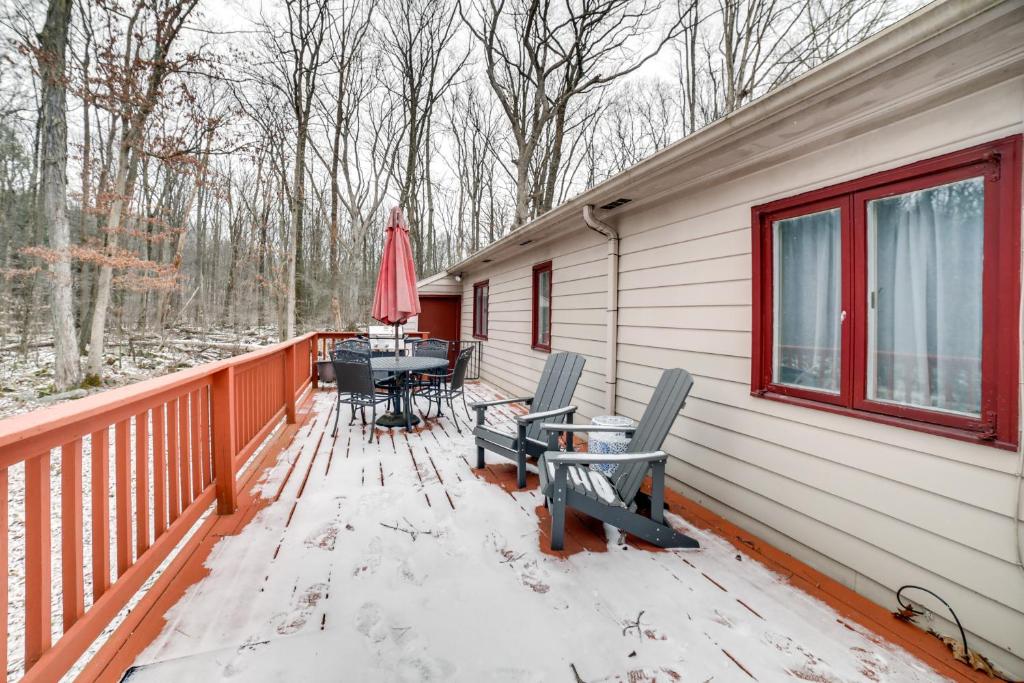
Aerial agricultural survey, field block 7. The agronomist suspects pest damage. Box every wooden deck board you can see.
[104,383,989,683]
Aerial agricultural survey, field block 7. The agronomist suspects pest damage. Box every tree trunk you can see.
[37,0,81,390]
[539,103,568,213]
[285,123,308,340]
[329,69,343,328]
[86,131,139,378]
[513,152,531,227]
[257,197,268,329]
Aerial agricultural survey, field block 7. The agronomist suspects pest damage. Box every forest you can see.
[0,0,914,398]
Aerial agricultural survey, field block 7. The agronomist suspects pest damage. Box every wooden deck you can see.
[98,383,986,682]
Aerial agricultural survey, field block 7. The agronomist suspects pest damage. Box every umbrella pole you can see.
[394,323,400,359]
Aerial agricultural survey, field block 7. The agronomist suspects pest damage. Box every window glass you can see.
[473,282,485,335]
[772,208,842,393]
[867,177,984,415]
[536,269,551,347]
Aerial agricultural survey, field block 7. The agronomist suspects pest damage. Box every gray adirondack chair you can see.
[472,352,586,489]
[538,368,700,550]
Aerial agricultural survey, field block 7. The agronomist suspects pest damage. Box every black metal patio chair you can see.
[330,351,391,442]
[334,338,370,355]
[421,347,474,431]
[537,368,700,551]
[337,337,399,388]
[408,338,450,396]
[471,351,585,489]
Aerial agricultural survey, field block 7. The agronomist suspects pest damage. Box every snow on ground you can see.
[126,386,948,683]
[0,327,278,419]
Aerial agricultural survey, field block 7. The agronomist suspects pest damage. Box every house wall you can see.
[458,231,610,423]
[461,75,1024,676]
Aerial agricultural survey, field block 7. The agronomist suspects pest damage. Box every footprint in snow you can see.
[486,535,552,595]
[303,519,341,551]
[354,602,454,680]
[392,654,455,682]
[353,536,384,577]
[397,558,425,585]
[274,582,327,635]
[355,602,388,644]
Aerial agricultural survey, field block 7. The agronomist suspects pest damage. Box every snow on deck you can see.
[125,384,947,682]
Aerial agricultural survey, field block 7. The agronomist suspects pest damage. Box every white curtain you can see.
[536,270,551,346]
[869,177,984,415]
[773,209,842,393]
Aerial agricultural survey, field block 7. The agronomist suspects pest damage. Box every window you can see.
[473,280,489,339]
[532,261,552,351]
[751,136,1020,449]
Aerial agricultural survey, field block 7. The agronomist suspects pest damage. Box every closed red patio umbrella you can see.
[372,206,421,357]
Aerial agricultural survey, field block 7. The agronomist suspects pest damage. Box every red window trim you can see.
[751,135,1021,450]
[531,261,553,352]
[472,280,488,340]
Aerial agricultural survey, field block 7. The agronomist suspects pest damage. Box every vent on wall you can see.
[599,197,632,210]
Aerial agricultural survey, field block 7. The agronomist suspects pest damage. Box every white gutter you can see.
[583,205,619,416]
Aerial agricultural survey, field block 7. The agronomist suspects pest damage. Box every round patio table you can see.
[370,356,448,430]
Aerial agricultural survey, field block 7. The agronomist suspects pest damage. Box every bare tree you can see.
[258,0,331,339]
[675,0,895,127]
[35,0,80,389]
[460,0,689,227]
[321,0,376,327]
[443,82,509,256]
[84,0,202,379]
[0,0,918,399]
[380,0,466,274]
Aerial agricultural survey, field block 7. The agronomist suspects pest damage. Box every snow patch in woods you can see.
[0,327,278,419]
[123,387,948,682]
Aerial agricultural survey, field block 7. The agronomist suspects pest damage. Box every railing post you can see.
[211,367,238,515]
[25,451,52,669]
[311,333,319,389]
[284,342,297,424]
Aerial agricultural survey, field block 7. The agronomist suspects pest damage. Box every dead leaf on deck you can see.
[891,607,917,623]
[934,633,1001,677]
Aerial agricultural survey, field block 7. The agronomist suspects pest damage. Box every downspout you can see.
[583,205,618,415]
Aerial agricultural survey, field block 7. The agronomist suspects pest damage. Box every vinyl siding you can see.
[461,73,1024,677]
[416,274,461,295]
[460,235,609,423]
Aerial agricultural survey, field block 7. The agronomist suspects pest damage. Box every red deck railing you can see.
[0,332,324,682]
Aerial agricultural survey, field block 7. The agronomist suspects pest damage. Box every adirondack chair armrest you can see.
[545,450,668,466]
[515,405,576,425]
[473,396,535,427]
[470,397,534,426]
[469,396,534,409]
[538,423,637,436]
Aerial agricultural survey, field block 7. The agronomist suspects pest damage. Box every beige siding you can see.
[417,273,462,296]
[461,74,1024,676]
[610,77,1024,674]
[460,234,609,423]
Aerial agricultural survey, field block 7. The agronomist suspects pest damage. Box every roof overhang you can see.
[416,271,456,289]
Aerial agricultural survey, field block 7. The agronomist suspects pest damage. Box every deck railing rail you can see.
[312,330,429,361]
[0,332,319,682]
